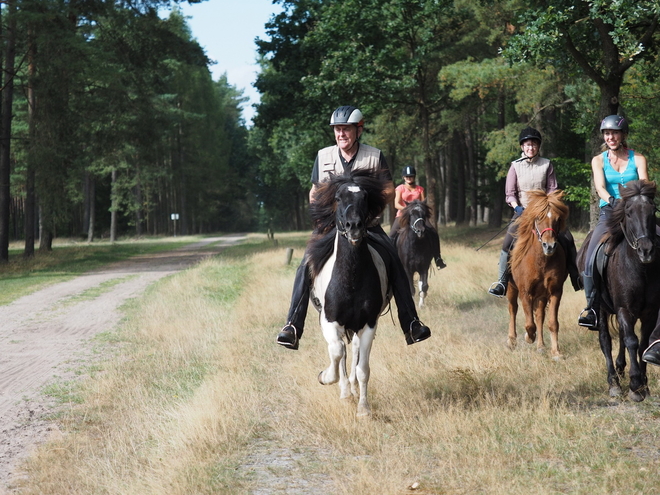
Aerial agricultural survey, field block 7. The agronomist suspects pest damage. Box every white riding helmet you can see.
[330,106,364,127]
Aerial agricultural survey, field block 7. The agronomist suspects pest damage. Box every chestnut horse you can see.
[506,190,569,359]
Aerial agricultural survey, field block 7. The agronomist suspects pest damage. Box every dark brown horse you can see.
[507,190,569,359]
[391,200,437,307]
[576,180,660,401]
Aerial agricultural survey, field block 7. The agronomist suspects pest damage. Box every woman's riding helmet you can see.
[518,127,542,145]
[600,115,629,134]
[330,106,364,127]
[402,166,416,177]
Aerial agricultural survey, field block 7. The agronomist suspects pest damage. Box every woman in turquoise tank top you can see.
[578,115,649,329]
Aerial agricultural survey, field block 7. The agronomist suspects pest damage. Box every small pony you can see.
[577,179,660,401]
[507,190,569,359]
[306,169,391,417]
[391,200,438,307]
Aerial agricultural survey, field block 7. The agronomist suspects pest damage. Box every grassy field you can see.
[12,228,660,494]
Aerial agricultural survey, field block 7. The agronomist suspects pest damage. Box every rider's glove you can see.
[514,206,524,215]
[608,196,619,208]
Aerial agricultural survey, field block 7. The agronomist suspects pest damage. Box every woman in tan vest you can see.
[488,127,580,297]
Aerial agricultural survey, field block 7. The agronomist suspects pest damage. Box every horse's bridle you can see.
[411,216,424,236]
[336,204,353,238]
[534,220,556,242]
[620,221,649,250]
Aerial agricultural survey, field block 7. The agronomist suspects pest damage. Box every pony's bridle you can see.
[534,220,556,242]
[336,204,353,238]
[620,221,649,250]
[411,216,424,236]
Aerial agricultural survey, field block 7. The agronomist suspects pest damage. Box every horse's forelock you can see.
[607,180,657,238]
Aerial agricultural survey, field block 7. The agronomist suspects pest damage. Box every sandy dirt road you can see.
[0,235,246,489]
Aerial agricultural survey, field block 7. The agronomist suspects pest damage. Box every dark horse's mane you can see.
[604,179,657,246]
[306,168,391,278]
[511,189,568,271]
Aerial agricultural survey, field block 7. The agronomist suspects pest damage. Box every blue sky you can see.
[175,0,284,125]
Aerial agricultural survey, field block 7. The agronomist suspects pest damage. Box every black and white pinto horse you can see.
[391,200,436,307]
[306,169,391,417]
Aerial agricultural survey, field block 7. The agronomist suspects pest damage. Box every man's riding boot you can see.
[488,250,510,297]
[277,260,309,350]
[577,273,599,330]
[435,256,447,269]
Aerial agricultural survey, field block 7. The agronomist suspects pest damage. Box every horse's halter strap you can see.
[411,216,424,236]
[336,204,353,238]
[620,221,648,250]
[534,220,556,242]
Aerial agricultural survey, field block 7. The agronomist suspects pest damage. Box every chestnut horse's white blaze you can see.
[313,233,388,417]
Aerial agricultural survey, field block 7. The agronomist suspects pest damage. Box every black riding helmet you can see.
[330,106,364,127]
[600,115,629,134]
[402,166,416,177]
[518,127,542,145]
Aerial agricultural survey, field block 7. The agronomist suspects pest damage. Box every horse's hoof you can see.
[609,385,622,397]
[525,333,536,344]
[318,371,329,385]
[629,389,646,402]
[507,339,517,351]
[356,406,372,418]
[551,354,563,362]
[536,347,546,354]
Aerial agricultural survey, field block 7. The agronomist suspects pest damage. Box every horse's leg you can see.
[318,317,345,387]
[618,309,645,402]
[521,294,537,345]
[506,286,519,350]
[355,326,376,417]
[598,317,621,397]
[638,316,654,398]
[547,293,562,359]
[348,332,360,399]
[418,268,429,308]
[533,297,547,353]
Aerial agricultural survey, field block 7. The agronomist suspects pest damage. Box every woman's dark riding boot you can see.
[577,273,599,330]
[488,250,510,297]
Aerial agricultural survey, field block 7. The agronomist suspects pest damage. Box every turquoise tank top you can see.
[599,149,638,207]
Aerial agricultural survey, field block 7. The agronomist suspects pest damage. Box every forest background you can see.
[0,0,659,262]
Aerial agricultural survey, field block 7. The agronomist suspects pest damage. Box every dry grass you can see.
[14,228,660,494]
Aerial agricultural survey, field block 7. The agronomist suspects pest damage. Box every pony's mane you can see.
[605,179,657,245]
[510,189,568,271]
[398,200,432,229]
[306,168,390,277]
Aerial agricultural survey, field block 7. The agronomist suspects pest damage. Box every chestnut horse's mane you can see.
[510,189,568,272]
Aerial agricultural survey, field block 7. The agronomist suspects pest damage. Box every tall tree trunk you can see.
[110,167,117,242]
[0,0,16,262]
[454,130,467,225]
[419,104,437,228]
[86,174,95,242]
[24,23,36,258]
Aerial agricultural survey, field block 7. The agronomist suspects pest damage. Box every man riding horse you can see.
[277,106,431,350]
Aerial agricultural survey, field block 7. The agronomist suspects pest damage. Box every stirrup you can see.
[276,324,300,350]
[577,307,598,330]
[488,281,506,297]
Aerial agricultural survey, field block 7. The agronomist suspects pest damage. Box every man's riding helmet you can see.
[402,166,416,177]
[600,115,629,134]
[518,127,542,145]
[330,106,364,127]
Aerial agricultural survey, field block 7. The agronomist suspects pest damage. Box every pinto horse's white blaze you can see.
[313,231,388,418]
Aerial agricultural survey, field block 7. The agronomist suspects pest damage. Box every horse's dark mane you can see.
[306,168,391,277]
[511,189,568,271]
[605,179,657,245]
